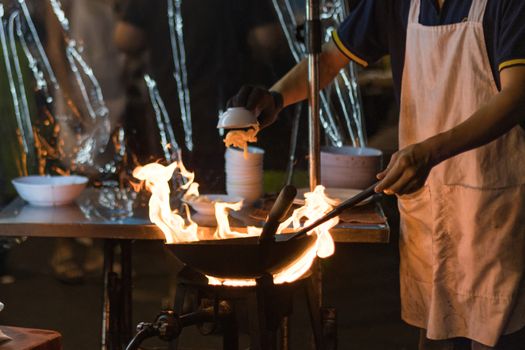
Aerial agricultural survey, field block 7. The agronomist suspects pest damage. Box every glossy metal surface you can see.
[0,190,388,243]
[307,0,321,192]
[167,233,317,279]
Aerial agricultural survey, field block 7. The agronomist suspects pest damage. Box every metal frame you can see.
[307,0,321,191]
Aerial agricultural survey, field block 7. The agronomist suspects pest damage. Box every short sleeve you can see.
[333,0,390,67]
[495,0,525,71]
[121,0,151,30]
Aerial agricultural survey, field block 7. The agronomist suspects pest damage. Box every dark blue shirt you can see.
[334,0,525,102]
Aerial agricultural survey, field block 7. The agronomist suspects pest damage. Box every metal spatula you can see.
[287,182,379,241]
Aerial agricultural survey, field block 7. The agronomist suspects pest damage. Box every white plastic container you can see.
[225,147,264,204]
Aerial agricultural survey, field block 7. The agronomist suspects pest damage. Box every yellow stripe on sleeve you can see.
[499,59,525,71]
[332,31,368,67]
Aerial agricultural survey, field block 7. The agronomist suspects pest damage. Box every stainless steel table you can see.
[0,192,163,350]
[0,189,389,350]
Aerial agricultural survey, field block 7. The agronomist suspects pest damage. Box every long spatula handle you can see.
[288,182,379,241]
[259,185,298,244]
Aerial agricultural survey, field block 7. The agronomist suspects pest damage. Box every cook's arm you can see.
[271,41,350,107]
[228,41,351,128]
[376,65,525,195]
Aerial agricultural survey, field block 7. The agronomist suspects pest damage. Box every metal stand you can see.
[126,271,324,350]
[307,0,321,191]
[101,239,133,350]
[306,1,338,348]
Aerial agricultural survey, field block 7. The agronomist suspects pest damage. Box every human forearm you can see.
[227,40,350,128]
[376,66,525,195]
[271,41,350,107]
[425,68,525,166]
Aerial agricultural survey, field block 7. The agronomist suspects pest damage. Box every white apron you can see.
[398,0,525,346]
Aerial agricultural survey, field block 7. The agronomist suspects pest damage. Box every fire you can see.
[133,160,338,285]
[132,161,260,244]
[278,186,338,258]
[207,185,337,286]
[132,162,198,243]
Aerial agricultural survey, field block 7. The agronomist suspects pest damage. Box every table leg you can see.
[101,239,115,350]
[280,317,290,350]
[306,275,324,350]
[120,240,133,346]
[101,239,134,350]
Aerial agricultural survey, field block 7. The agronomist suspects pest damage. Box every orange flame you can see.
[207,185,337,286]
[132,161,260,244]
[134,160,338,285]
[132,162,198,243]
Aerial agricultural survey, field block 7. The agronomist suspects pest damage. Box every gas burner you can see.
[126,271,323,350]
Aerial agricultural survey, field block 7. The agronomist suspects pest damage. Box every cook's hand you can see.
[375,142,435,196]
[227,85,284,129]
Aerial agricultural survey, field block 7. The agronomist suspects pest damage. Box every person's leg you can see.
[471,326,525,350]
[51,238,84,284]
[0,243,15,285]
[82,238,104,275]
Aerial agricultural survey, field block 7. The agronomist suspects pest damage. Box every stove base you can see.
[126,271,324,350]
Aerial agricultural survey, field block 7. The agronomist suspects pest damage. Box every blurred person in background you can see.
[45,0,126,283]
[114,0,290,192]
[114,0,293,308]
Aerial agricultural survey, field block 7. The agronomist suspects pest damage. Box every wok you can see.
[167,233,316,279]
[167,183,378,279]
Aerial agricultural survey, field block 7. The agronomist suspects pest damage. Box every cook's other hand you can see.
[228,86,284,129]
[375,142,436,196]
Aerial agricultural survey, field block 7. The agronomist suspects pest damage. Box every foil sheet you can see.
[1,0,111,181]
[272,0,366,147]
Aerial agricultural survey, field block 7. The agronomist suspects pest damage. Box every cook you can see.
[228,0,525,349]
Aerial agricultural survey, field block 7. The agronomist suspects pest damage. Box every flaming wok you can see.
[167,183,378,280]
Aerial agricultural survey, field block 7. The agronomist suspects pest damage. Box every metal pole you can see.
[307,0,321,192]
[306,2,326,349]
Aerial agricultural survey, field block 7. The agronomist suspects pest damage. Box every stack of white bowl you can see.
[321,146,383,189]
[225,147,264,204]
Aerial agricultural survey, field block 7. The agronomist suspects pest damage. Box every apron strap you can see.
[408,0,421,25]
[468,0,488,23]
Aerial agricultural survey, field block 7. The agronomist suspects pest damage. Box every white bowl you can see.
[226,191,262,204]
[217,107,258,129]
[321,146,382,188]
[225,166,263,175]
[321,167,377,189]
[295,187,372,206]
[225,168,263,178]
[226,182,263,194]
[184,194,243,216]
[225,161,263,170]
[12,175,88,207]
[321,146,382,167]
[225,156,264,165]
[226,175,263,185]
[226,184,262,191]
[225,147,264,163]
[225,168,263,175]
